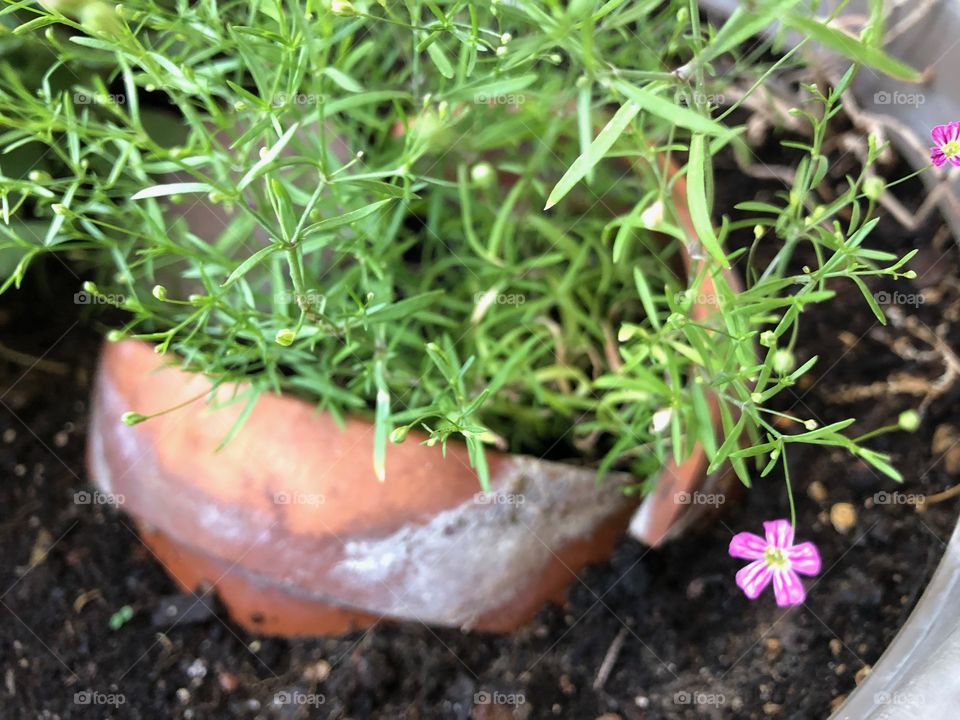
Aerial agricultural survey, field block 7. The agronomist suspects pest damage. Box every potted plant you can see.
[0,0,915,636]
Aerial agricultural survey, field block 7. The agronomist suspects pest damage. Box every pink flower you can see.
[930,122,960,167]
[729,519,821,607]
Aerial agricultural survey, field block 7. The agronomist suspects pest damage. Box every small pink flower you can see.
[930,122,960,167]
[729,519,821,607]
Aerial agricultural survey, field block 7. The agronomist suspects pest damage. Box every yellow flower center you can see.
[943,140,960,158]
[764,546,789,570]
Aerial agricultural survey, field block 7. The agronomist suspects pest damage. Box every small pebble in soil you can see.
[302,659,331,682]
[765,638,782,662]
[829,639,842,657]
[830,502,858,533]
[763,703,782,716]
[807,480,828,502]
[217,671,239,693]
[831,695,848,712]
[855,665,872,685]
[2,428,14,443]
[186,658,207,681]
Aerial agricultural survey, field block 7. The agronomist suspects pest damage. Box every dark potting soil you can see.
[2,151,959,720]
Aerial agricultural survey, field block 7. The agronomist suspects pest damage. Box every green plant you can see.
[0,0,918,506]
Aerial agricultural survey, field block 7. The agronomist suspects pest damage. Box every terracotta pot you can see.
[89,339,638,634]
[86,149,741,636]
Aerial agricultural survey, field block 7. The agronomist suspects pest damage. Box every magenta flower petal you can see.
[949,155,960,167]
[772,569,806,606]
[763,519,794,549]
[932,123,953,145]
[932,147,947,167]
[736,559,773,600]
[788,541,822,576]
[729,532,767,560]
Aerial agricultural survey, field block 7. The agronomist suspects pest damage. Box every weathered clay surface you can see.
[88,340,637,635]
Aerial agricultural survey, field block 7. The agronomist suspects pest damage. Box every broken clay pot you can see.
[89,339,638,635]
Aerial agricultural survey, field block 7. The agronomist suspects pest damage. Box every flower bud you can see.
[863,176,884,201]
[152,285,167,301]
[898,409,921,432]
[121,411,148,426]
[275,328,296,346]
[470,162,495,188]
[330,0,357,16]
[772,348,796,375]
